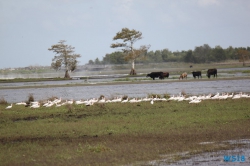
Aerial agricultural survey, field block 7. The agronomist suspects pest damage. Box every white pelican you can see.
[150,100,154,104]
[67,100,74,104]
[232,93,241,99]
[53,97,61,104]
[89,98,98,103]
[121,98,128,103]
[30,103,40,108]
[46,102,54,107]
[142,97,150,102]
[98,97,106,103]
[16,102,26,105]
[31,101,39,105]
[129,98,137,103]
[6,104,12,109]
[85,101,93,106]
[189,99,201,104]
[43,101,51,107]
[75,100,85,105]
[55,103,62,107]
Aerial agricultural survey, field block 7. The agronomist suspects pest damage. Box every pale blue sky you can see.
[1,0,250,68]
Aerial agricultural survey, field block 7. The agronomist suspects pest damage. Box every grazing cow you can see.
[179,72,187,80]
[207,68,217,78]
[192,71,202,79]
[159,72,169,80]
[146,72,163,80]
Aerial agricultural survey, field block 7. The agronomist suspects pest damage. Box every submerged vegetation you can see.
[0,98,250,165]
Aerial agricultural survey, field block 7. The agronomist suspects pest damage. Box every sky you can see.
[1,0,250,68]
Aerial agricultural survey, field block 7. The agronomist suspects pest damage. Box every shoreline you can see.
[0,76,250,90]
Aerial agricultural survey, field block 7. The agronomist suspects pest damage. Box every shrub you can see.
[28,93,34,103]
[163,93,170,99]
[99,95,105,100]
[122,95,128,100]
[0,97,7,105]
[181,90,187,96]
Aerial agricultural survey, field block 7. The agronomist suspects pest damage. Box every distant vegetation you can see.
[89,45,250,66]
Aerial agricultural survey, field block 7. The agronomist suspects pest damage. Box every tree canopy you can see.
[111,28,150,75]
[89,45,250,65]
[236,49,250,66]
[48,40,81,78]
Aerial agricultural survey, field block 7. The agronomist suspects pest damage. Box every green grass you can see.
[0,98,250,165]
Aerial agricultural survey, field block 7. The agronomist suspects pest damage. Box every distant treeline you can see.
[88,44,250,65]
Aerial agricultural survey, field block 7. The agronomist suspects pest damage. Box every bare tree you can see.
[111,28,150,75]
[48,40,81,78]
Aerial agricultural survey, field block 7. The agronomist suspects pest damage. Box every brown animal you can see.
[179,72,187,80]
[159,72,169,79]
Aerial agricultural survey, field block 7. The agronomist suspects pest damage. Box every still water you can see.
[1,79,250,103]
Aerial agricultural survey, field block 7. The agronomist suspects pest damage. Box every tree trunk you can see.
[64,70,71,79]
[130,68,136,75]
[129,60,136,75]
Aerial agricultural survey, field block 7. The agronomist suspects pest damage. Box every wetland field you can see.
[0,61,250,165]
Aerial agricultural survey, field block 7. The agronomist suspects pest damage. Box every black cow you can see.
[146,72,163,80]
[159,72,169,80]
[192,71,202,79]
[207,68,217,78]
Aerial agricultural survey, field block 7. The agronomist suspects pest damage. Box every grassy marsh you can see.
[0,98,250,165]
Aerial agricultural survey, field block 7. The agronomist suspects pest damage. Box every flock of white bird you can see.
[4,92,250,109]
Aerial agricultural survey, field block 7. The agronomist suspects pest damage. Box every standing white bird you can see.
[150,100,154,104]
[6,104,12,109]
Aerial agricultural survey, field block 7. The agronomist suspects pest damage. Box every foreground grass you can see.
[0,99,250,165]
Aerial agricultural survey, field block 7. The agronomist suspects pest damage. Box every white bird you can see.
[85,101,93,106]
[189,99,201,104]
[46,102,54,107]
[30,103,40,108]
[67,100,74,104]
[43,101,51,107]
[142,97,151,102]
[55,103,62,107]
[6,104,12,109]
[30,101,39,105]
[129,98,138,103]
[53,97,61,104]
[150,100,154,104]
[228,93,234,98]
[121,98,128,103]
[89,98,98,103]
[168,95,176,101]
[75,100,85,105]
[111,97,122,102]
[232,93,241,99]
[16,102,26,105]
[98,97,106,103]
[61,100,68,105]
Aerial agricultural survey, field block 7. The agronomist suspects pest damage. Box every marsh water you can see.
[1,78,250,103]
[147,139,250,166]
